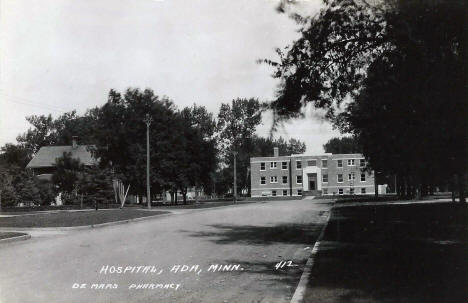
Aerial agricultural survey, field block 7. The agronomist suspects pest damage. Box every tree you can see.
[252,136,306,157]
[78,166,114,206]
[323,137,361,154]
[52,152,83,193]
[0,165,19,208]
[0,143,32,169]
[16,176,41,207]
[264,0,466,201]
[217,98,262,196]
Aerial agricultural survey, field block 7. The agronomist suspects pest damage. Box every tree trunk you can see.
[374,171,379,198]
[457,173,466,203]
[174,191,178,205]
[183,192,187,205]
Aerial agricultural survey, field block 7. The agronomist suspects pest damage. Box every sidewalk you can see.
[303,201,467,303]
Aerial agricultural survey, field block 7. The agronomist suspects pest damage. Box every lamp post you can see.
[233,151,238,203]
[144,113,153,209]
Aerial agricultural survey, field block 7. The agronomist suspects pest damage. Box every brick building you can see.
[250,147,375,197]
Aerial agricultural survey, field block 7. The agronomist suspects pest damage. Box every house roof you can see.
[26,145,97,168]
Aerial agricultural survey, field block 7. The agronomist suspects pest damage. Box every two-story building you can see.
[250,147,375,197]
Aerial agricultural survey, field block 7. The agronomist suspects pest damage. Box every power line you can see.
[0,92,69,113]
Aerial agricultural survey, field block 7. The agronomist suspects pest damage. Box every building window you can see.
[323,188,328,195]
[283,190,288,196]
[322,159,328,168]
[337,159,343,168]
[270,162,277,169]
[260,176,266,185]
[360,173,366,182]
[361,188,366,194]
[347,159,355,166]
[282,176,288,184]
[282,161,288,170]
[296,175,303,184]
[350,188,355,195]
[296,160,302,169]
[307,160,316,166]
[272,190,277,197]
[322,174,328,183]
[360,159,365,167]
[270,176,278,183]
[298,189,303,196]
[348,173,355,181]
[260,162,265,171]
[338,188,343,195]
[337,174,343,183]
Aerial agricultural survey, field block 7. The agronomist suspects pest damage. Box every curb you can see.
[290,210,332,303]
[0,234,31,244]
[0,212,173,232]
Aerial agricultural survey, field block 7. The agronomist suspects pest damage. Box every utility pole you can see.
[144,113,153,209]
[233,151,237,203]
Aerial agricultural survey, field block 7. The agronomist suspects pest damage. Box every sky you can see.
[0,0,339,155]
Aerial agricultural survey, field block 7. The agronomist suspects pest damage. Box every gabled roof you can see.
[26,145,97,168]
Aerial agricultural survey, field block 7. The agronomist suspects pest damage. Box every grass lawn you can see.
[0,232,28,240]
[304,202,467,303]
[0,209,169,228]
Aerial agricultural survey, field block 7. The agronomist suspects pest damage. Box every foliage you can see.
[0,165,19,207]
[78,166,114,205]
[264,0,466,199]
[52,152,84,193]
[16,176,41,206]
[0,144,31,169]
[323,137,361,154]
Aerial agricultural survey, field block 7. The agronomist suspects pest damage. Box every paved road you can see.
[0,199,331,303]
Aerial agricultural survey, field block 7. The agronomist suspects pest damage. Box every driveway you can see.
[0,199,331,303]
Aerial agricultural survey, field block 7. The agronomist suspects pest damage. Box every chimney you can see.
[72,136,78,149]
[273,147,279,157]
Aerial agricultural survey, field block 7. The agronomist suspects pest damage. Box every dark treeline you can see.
[264,0,466,201]
[0,89,307,206]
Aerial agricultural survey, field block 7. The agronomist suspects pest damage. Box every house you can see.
[26,137,97,181]
[250,147,377,197]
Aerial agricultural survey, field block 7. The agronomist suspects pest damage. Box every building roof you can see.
[26,145,97,168]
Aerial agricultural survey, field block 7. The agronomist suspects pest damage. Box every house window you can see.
[270,162,277,169]
[337,159,343,168]
[270,176,278,183]
[322,174,328,183]
[338,188,344,195]
[296,175,303,184]
[322,159,328,168]
[361,188,366,194]
[348,173,355,181]
[283,190,288,196]
[360,159,365,167]
[350,188,355,195]
[282,161,288,170]
[260,176,266,185]
[260,162,265,171]
[307,160,316,166]
[282,176,288,184]
[272,190,277,196]
[296,160,302,169]
[361,173,366,182]
[347,159,355,166]
[298,189,303,195]
[337,174,343,183]
[323,188,328,195]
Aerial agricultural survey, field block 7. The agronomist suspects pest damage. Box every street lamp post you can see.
[233,151,237,203]
[144,113,153,209]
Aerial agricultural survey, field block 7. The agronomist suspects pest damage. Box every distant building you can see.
[26,136,97,181]
[250,147,375,197]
